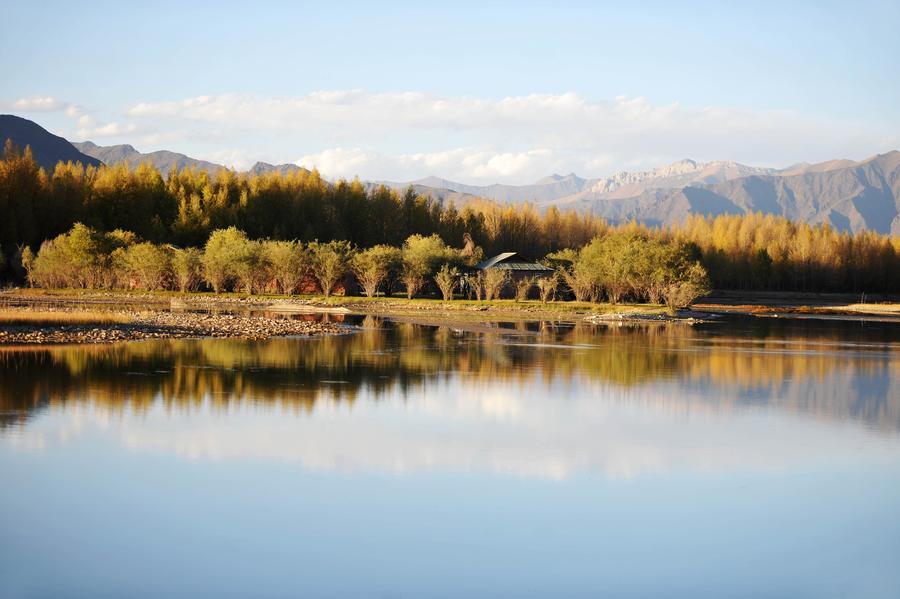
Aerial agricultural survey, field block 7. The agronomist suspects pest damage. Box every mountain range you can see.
[72,141,309,178]
[2,114,898,234]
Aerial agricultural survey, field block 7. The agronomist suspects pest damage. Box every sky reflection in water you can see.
[1,317,899,598]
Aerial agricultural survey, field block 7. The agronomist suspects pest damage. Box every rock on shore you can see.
[0,310,348,345]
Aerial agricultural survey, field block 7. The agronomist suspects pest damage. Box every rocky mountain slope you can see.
[396,154,899,234]
[247,162,310,177]
[548,152,900,234]
[73,141,224,174]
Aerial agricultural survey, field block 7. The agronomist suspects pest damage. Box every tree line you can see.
[0,141,604,258]
[22,223,709,312]
[5,319,891,431]
[2,141,899,294]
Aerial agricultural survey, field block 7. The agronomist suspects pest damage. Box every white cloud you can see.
[295,146,557,181]
[9,90,896,183]
[297,147,381,178]
[126,91,682,136]
[120,90,899,183]
[206,149,254,171]
[2,95,146,143]
[18,370,893,481]
[76,121,137,138]
[11,95,66,112]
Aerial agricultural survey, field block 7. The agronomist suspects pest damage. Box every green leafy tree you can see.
[656,243,711,313]
[308,240,353,297]
[232,239,266,294]
[352,245,401,297]
[120,242,172,290]
[19,245,35,287]
[202,227,249,293]
[263,240,308,295]
[401,234,453,298]
[172,247,203,292]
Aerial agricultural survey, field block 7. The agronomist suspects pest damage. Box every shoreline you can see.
[1,288,899,345]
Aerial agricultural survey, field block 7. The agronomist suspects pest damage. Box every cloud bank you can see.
[7,91,898,183]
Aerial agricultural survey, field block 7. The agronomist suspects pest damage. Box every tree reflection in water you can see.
[1,316,898,431]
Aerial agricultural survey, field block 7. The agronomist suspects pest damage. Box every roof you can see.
[476,252,554,272]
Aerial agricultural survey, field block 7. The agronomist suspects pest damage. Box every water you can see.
[1,316,899,598]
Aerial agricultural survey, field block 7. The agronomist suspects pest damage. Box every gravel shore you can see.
[0,310,348,345]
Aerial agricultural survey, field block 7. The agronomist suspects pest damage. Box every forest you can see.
[1,141,899,296]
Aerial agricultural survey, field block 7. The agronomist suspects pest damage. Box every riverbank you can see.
[0,288,672,321]
[1,288,899,346]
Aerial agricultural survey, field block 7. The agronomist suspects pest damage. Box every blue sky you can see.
[2,0,898,183]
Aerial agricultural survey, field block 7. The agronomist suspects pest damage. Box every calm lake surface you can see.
[1,316,899,598]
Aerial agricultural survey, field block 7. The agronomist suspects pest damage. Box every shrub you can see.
[433,264,459,301]
[537,272,558,303]
[470,273,484,300]
[515,276,535,301]
[31,223,106,289]
[481,268,509,301]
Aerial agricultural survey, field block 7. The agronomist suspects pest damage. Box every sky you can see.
[1,0,899,184]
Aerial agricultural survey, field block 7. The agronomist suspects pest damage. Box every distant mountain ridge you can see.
[0,114,101,170]
[2,115,898,234]
[73,141,226,174]
[247,162,310,176]
[74,144,312,178]
[388,154,900,235]
[394,173,592,203]
[546,151,900,235]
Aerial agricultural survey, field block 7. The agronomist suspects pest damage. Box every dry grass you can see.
[0,310,132,326]
[842,303,900,314]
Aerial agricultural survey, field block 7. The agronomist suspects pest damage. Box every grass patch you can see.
[843,303,900,314]
[2,288,670,319]
[312,295,668,318]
